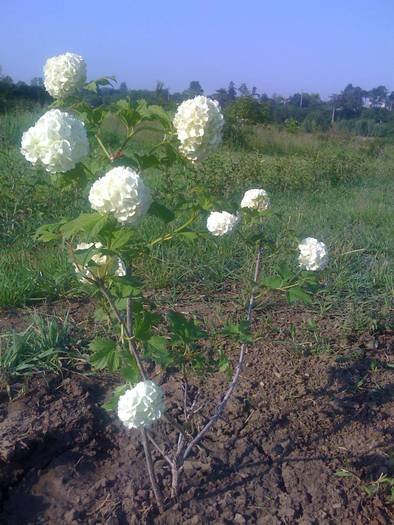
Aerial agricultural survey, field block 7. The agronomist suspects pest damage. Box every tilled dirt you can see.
[0,312,393,524]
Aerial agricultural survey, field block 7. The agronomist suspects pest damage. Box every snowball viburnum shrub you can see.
[173,96,224,162]
[298,237,328,271]
[88,166,152,225]
[241,188,270,212]
[26,52,331,511]
[206,211,239,236]
[44,52,87,98]
[74,242,126,283]
[117,381,165,429]
[21,109,89,173]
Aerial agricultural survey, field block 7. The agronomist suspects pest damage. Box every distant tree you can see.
[119,81,128,92]
[0,75,13,86]
[183,80,203,98]
[251,86,258,98]
[340,84,365,117]
[30,77,44,87]
[238,83,250,97]
[155,80,169,105]
[368,85,388,108]
[227,81,237,101]
[225,96,268,124]
[211,88,230,107]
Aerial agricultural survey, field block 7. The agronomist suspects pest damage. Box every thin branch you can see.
[146,431,174,468]
[95,134,112,160]
[141,429,164,512]
[97,281,146,379]
[182,234,263,461]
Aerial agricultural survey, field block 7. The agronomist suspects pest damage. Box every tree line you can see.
[1,69,394,137]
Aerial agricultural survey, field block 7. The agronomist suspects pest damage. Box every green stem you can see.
[95,134,112,160]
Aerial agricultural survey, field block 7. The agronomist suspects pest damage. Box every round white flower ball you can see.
[173,96,224,162]
[88,166,152,225]
[207,211,239,237]
[44,52,87,98]
[241,188,270,212]
[21,109,89,173]
[298,237,328,272]
[73,242,126,282]
[117,380,165,429]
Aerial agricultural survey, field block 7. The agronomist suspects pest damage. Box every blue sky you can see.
[2,0,394,98]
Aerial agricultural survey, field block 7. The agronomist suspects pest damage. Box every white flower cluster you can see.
[89,167,152,225]
[241,188,270,212]
[44,52,87,98]
[21,109,89,173]
[117,380,165,429]
[298,237,328,271]
[173,96,224,162]
[74,242,126,283]
[207,211,239,237]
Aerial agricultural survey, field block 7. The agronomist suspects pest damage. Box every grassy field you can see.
[0,110,393,336]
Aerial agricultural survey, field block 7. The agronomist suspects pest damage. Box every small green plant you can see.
[0,313,75,395]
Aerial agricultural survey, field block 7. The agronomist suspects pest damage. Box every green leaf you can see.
[138,103,172,129]
[134,308,161,341]
[109,228,135,250]
[55,163,88,188]
[112,275,143,298]
[117,106,141,129]
[177,230,203,242]
[260,276,284,290]
[148,201,175,223]
[113,155,140,170]
[335,469,354,478]
[84,76,116,93]
[120,358,140,383]
[278,263,292,281]
[61,213,108,240]
[102,384,129,411]
[35,221,64,242]
[134,153,160,170]
[222,320,253,343]
[144,336,173,368]
[287,287,312,304]
[168,311,206,344]
[89,338,120,371]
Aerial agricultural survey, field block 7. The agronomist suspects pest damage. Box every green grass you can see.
[0,110,393,334]
[0,312,80,393]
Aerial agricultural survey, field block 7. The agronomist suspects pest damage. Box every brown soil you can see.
[0,302,393,524]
